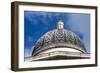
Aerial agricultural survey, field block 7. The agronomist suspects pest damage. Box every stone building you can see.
[25,20,90,61]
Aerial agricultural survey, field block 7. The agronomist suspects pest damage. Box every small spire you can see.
[57,20,64,29]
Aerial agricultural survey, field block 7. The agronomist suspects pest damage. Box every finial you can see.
[57,20,64,29]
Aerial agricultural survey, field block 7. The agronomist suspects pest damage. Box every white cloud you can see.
[24,48,32,57]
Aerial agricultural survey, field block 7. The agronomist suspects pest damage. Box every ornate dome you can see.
[32,20,87,57]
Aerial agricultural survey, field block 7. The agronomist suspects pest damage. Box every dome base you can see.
[25,51,90,62]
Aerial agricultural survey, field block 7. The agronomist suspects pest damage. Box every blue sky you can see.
[24,11,90,57]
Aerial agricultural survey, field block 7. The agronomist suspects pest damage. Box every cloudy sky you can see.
[24,11,90,57]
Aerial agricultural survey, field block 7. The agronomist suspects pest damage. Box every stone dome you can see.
[32,21,87,57]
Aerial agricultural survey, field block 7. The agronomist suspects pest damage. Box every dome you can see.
[32,21,87,56]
